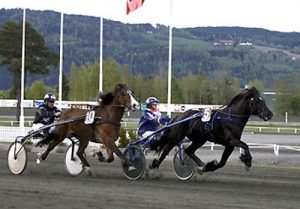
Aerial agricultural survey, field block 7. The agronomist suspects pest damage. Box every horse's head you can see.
[247,87,273,121]
[113,83,139,111]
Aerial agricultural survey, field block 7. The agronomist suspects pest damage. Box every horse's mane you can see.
[227,87,259,107]
[98,83,128,105]
[100,92,114,105]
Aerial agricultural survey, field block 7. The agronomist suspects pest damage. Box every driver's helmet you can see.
[44,93,56,103]
[145,97,159,108]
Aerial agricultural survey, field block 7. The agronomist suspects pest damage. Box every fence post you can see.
[273,144,279,156]
[210,142,214,151]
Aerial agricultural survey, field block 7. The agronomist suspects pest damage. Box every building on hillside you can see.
[240,42,253,46]
[213,40,234,46]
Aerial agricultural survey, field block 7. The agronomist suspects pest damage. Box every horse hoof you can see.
[154,172,162,179]
[150,159,159,169]
[84,167,93,176]
[36,153,42,164]
[106,158,114,163]
[213,159,218,166]
[92,151,105,162]
[197,166,205,175]
[244,165,250,171]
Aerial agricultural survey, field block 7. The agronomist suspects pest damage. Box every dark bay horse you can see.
[39,83,139,173]
[150,87,273,173]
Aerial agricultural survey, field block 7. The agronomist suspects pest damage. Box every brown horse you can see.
[39,83,139,172]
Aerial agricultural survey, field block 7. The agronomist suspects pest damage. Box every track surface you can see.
[1,134,300,209]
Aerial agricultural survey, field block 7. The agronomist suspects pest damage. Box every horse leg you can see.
[40,136,64,160]
[185,138,206,167]
[92,150,106,162]
[105,148,114,163]
[150,141,176,169]
[202,145,234,173]
[230,140,252,169]
[104,139,131,167]
[76,140,91,168]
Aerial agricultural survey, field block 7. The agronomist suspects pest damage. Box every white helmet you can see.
[145,97,159,108]
[44,93,56,102]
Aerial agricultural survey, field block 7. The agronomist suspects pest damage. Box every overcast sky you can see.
[1,0,300,32]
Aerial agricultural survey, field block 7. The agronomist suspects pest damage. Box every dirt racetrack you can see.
[1,140,300,209]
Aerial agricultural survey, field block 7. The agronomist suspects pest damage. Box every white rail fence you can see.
[245,126,300,134]
[2,120,300,134]
[207,142,300,156]
[1,126,300,157]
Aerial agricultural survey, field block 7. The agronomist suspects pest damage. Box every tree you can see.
[247,79,264,93]
[103,58,121,92]
[62,73,70,100]
[212,70,240,104]
[0,21,59,120]
[275,77,300,116]
[26,80,48,100]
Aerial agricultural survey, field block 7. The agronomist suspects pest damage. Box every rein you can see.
[95,104,127,108]
[214,96,257,119]
[92,105,126,126]
[214,108,251,118]
[94,104,134,112]
[96,120,121,127]
[60,110,121,127]
[209,106,251,131]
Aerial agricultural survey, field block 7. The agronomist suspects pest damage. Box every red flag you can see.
[126,0,145,15]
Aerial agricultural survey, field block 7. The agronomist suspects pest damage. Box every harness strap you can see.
[210,107,232,130]
[95,120,121,127]
[209,106,249,132]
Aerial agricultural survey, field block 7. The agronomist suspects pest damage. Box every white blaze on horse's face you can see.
[128,90,139,110]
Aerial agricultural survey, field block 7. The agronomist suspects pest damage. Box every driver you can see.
[32,93,61,146]
[137,97,170,137]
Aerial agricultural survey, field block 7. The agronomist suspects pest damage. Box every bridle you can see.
[214,95,263,119]
[96,90,138,111]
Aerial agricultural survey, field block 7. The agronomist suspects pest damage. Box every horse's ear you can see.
[249,86,260,95]
[101,93,114,105]
[113,83,127,95]
[113,83,123,94]
[96,91,103,104]
[240,88,249,96]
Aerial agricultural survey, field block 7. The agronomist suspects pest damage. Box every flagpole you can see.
[58,12,64,108]
[167,0,173,116]
[20,8,26,133]
[99,17,103,92]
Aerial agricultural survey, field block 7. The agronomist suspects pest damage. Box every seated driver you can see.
[32,93,61,146]
[137,97,170,138]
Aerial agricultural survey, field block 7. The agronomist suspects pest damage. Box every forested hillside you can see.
[1,8,300,89]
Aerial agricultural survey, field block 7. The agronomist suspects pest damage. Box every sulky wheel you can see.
[7,141,28,175]
[122,146,146,180]
[173,149,196,180]
[65,144,85,176]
